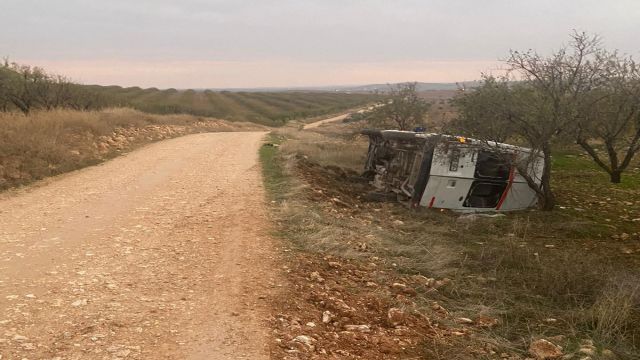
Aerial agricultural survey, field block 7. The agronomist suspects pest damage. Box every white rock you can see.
[529,339,563,359]
[387,308,405,326]
[114,349,131,357]
[293,335,316,350]
[322,311,333,324]
[579,347,595,356]
[13,334,28,341]
[309,272,324,282]
[344,324,371,332]
[391,283,407,290]
[294,335,315,345]
[71,299,87,307]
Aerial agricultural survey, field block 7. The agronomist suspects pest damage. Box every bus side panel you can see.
[513,154,545,185]
[419,176,475,209]
[429,146,477,179]
[499,182,539,210]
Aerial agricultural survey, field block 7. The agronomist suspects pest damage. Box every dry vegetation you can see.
[419,90,458,126]
[1,60,377,128]
[0,108,265,190]
[261,120,639,359]
[89,86,378,126]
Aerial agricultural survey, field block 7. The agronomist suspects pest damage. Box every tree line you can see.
[0,59,106,114]
[450,32,640,210]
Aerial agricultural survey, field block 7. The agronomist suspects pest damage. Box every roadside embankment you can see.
[0,108,266,191]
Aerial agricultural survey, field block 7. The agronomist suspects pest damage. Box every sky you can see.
[1,0,639,89]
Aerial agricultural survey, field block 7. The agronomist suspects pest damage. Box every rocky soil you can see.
[0,132,277,359]
[268,153,627,359]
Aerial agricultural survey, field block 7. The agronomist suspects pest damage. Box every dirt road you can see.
[0,132,279,359]
[302,113,350,129]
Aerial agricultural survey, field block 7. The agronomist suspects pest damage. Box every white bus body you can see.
[362,130,544,212]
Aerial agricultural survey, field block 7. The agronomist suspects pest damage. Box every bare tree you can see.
[453,32,608,210]
[505,32,609,209]
[449,76,516,143]
[576,55,640,183]
[452,77,553,209]
[374,82,430,130]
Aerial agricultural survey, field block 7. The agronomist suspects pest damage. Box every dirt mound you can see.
[294,155,370,208]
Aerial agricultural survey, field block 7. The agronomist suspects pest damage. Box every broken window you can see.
[475,151,511,180]
[463,181,507,208]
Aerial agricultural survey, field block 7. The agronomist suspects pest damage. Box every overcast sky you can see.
[2,0,639,88]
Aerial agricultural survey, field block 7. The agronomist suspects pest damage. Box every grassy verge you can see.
[259,134,289,203]
[263,120,640,359]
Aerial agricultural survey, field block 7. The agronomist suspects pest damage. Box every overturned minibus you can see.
[361,130,544,211]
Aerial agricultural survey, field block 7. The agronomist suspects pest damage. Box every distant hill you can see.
[86,85,378,126]
[204,81,481,93]
[329,81,481,93]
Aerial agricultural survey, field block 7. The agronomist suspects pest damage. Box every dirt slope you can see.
[0,132,279,359]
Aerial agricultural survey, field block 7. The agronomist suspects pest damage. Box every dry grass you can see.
[275,126,368,171]
[587,276,640,345]
[419,90,458,128]
[0,108,263,190]
[265,121,640,359]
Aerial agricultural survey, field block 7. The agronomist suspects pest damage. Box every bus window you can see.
[475,151,510,180]
[463,181,507,208]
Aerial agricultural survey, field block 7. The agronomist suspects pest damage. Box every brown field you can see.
[419,90,459,127]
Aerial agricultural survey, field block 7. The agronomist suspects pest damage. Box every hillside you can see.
[277,81,481,93]
[86,85,378,126]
